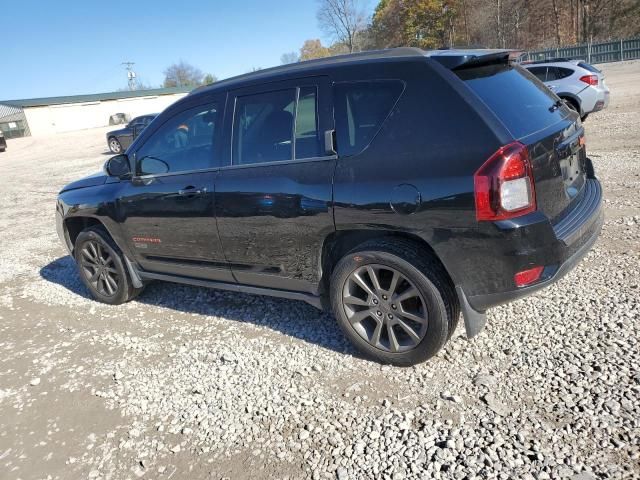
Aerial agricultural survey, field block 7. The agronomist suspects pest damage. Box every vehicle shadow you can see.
[40,256,355,356]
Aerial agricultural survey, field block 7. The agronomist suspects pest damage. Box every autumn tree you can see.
[317,0,369,53]
[163,61,205,88]
[299,39,332,60]
[371,0,454,49]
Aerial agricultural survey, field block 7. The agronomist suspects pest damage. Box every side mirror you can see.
[104,154,132,178]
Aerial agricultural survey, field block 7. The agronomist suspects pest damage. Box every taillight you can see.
[579,74,598,86]
[474,142,536,221]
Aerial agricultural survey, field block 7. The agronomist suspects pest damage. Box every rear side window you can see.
[334,80,404,157]
[555,67,574,79]
[527,66,547,81]
[458,64,569,139]
[233,89,296,165]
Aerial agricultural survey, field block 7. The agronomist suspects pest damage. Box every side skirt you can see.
[136,269,324,310]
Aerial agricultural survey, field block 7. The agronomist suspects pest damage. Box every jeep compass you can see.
[56,48,603,365]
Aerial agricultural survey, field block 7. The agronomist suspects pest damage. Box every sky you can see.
[1,0,374,100]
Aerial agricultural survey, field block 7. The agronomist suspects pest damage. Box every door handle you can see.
[178,186,207,196]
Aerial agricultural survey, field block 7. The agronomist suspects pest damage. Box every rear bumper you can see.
[455,177,603,335]
[467,206,602,311]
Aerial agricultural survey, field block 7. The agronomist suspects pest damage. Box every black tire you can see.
[580,113,589,122]
[108,137,122,154]
[74,225,143,305]
[330,238,459,366]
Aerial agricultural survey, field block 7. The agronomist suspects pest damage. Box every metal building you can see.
[0,86,192,138]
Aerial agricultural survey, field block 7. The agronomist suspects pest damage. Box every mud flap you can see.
[455,286,487,338]
[124,256,144,289]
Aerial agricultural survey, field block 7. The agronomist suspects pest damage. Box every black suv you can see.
[57,49,603,365]
[107,114,157,153]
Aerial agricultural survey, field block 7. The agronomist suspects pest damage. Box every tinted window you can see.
[555,67,574,79]
[233,89,296,165]
[137,104,218,175]
[295,87,322,159]
[334,81,404,157]
[578,62,601,73]
[527,66,548,81]
[458,64,569,139]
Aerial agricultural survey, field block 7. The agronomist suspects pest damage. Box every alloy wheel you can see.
[109,139,121,153]
[342,264,428,353]
[80,240,120,297]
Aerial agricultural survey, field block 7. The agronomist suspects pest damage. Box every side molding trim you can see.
[137,270,323,309]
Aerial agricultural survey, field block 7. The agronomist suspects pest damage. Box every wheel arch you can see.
[558,93,582,114]
[63,216,111,253]
[319,229,455,300]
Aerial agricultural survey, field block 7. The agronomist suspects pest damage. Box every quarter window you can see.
[136,104,218,175]
[333,81,404,157]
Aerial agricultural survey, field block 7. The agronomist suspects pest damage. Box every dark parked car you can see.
[106,114,157,153]
[0,131,6,152]
[57,48,603,365]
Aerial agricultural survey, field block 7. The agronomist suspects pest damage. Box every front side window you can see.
[136,104,218,175]
[333,80,404,157]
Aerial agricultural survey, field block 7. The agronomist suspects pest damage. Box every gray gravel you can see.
[0,61,639,479]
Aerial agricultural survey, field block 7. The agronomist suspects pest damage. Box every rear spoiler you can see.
[425,49,521,70]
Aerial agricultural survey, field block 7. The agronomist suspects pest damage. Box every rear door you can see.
[215,77,335,294]
[457,63,587,222]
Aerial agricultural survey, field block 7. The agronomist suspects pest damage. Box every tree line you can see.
[282,0,640,64]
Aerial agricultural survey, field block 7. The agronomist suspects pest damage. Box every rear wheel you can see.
[108,137,122,154]
[330,238,458,366]
[74,226,143,304]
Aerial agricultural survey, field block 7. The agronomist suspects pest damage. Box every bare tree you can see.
[317,0,369,53]
[163,61,205,88]
[280,52,300,64]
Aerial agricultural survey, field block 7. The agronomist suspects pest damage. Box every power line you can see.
[122,62,137,90]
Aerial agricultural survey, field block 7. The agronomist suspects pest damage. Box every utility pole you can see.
[122,62,136,90]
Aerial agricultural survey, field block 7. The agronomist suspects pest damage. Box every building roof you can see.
[0,86,193,109]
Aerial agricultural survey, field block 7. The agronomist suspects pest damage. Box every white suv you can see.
[523,59,610,121]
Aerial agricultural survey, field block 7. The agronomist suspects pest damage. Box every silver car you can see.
[523,59,610,121]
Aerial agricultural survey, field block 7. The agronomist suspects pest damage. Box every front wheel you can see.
[330,239,458,366]
[74,226,143,305]
[108,137,122,154]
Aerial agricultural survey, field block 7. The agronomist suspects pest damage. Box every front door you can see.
[117,99,233,282]
[215,77,336,294]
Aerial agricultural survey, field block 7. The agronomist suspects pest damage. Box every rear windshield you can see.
[456,64,569,139]
[578,61,601,73]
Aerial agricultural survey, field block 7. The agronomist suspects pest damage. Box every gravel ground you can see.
[1,61,639,480]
